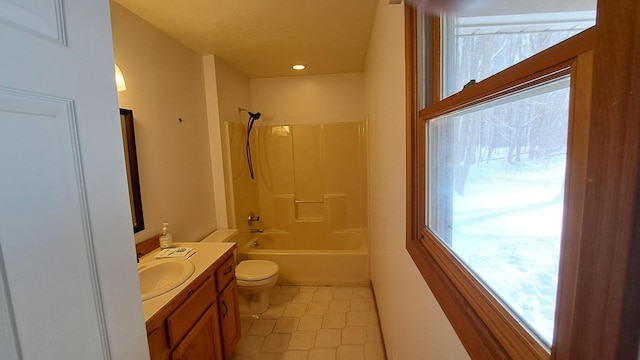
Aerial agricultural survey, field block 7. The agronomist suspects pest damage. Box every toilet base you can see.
[238,289,270,314]
[236,260,279,315]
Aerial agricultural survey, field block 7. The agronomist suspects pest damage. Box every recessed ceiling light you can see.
[292,64,306,71]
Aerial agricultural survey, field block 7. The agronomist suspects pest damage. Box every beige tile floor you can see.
[230,285,386,360]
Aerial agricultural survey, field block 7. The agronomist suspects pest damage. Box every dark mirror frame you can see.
[120,108,144,233]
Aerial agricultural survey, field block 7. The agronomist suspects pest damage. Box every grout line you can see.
[232,285,386,360]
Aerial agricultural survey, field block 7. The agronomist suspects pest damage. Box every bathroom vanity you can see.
[139,242,240,360]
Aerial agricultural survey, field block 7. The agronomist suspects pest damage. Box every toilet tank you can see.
[200,229,239,243]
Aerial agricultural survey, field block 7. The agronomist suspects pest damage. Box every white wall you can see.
[214,58,253,127]
[250,73,366,126]
[111,2,217,243]
[210,58,255,229]
[364,1,470,359]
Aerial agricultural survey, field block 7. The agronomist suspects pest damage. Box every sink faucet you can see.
[250,228,264,234]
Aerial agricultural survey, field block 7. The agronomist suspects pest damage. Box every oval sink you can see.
[138,258,195,301]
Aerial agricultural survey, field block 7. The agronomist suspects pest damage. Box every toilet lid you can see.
[236,260,279,281]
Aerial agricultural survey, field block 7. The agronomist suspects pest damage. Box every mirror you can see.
[120,108,145,233]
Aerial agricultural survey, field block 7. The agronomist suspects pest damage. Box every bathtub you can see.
[230,231,369,286]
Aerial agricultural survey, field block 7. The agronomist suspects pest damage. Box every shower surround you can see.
[226,120,369,285]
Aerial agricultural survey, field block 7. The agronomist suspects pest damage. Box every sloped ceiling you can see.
[112,0,380,79]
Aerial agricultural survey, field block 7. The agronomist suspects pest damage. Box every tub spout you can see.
[250,228,264,234]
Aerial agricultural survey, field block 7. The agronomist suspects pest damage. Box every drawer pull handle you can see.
[187,289,195,296]
[222,301,228,318]
[223,266,233,276]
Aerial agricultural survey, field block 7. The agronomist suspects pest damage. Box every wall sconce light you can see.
[115,64,127,91]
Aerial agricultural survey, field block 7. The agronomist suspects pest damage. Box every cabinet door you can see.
[148,324,170,360]
[171,305,222,360]
[218,281,241,359]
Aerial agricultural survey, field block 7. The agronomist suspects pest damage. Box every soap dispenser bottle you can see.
[159,222,173,249]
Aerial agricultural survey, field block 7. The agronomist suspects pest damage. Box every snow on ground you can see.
[449,156,566,345]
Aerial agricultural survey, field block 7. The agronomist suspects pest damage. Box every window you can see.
[407,0,640,358]
[427,77,570,345]
[440,8,595,98]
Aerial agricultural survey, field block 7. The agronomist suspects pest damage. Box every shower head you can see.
[247,111,260,133]
[239,107,261,120]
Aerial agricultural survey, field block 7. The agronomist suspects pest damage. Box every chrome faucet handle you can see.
[248,212,260,226]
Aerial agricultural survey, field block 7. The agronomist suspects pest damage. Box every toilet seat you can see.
[236,260,279,287]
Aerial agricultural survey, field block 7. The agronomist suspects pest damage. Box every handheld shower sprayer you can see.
[239,108,261,179]
[247,111,261,135]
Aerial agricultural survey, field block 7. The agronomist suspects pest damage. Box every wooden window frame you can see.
[405,1,640,359]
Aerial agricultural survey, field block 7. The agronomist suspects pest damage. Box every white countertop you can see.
[139,242,235,322]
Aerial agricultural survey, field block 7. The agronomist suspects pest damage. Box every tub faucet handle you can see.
[250,228,264,234]
[248,212,260,226]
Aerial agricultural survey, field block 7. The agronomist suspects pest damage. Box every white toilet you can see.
[236,260,279,314]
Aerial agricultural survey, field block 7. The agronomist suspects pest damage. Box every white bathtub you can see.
[230,231,369,286]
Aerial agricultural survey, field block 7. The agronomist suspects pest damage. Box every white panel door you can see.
[0,1,149,359]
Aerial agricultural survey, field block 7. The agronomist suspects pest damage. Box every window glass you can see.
[426,76,570,345]
[442,1,595,97]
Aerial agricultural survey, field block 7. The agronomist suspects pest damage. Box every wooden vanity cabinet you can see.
[146,250,240,360]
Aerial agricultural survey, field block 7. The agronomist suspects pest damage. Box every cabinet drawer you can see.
[166,276,216,347]
[215,255,235,292]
